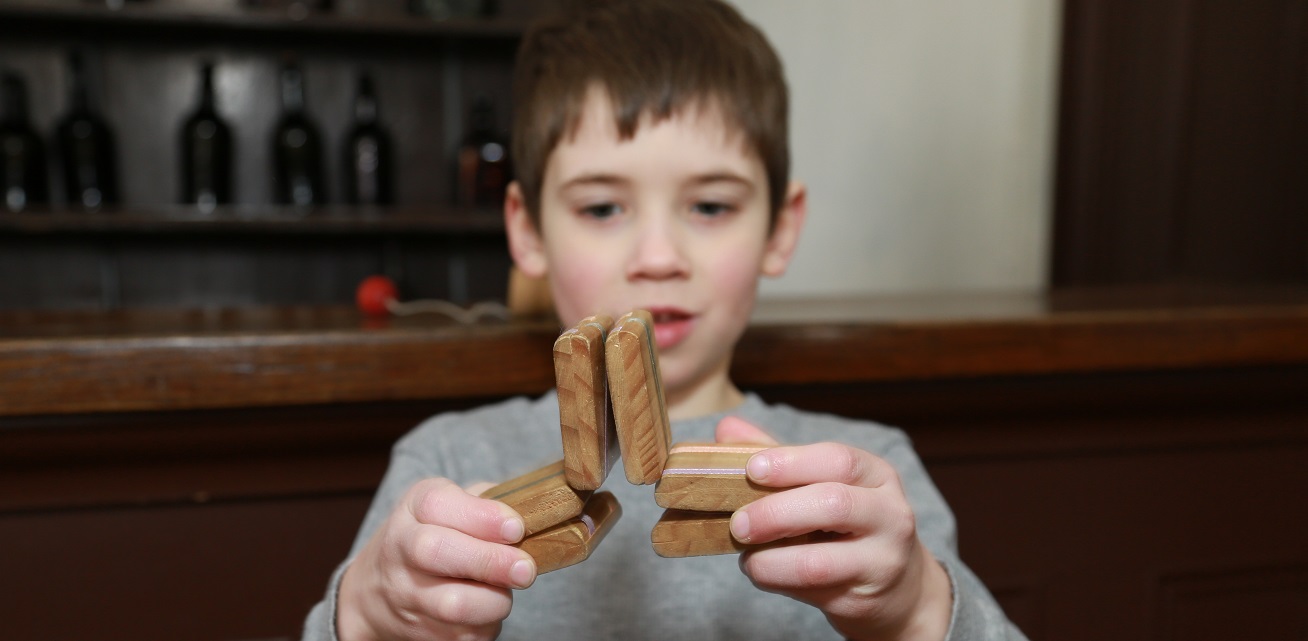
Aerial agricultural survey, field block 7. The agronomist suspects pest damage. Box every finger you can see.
[464,481,497,496]
[731,482,915,544]
[408,478,526,544]
[403,525,538,590]
[413,575,514,629]
[739,538,870,594]
[715,416,781,446]
[745,442,896,490]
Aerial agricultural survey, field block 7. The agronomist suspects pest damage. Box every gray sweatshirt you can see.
[303,392,1026,640]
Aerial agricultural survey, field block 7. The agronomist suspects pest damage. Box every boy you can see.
[304,1,1024,639]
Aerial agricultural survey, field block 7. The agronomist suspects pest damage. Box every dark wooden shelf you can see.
[0,205,505,236]
[0,0,531,43]
[4,287,1308,416]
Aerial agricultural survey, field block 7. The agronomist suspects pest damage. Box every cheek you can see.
[707,243,764,312]
[546,251,612,325]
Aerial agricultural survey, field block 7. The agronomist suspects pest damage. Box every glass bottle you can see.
[454,97,510,209]
[0,71,48,212]
[272,62,325,207]
[56,52,118,210]
[343,73,393,206]
[180,62,233,212]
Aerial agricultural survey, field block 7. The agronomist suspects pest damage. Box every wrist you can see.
[839,542,953,641]
[894,544,953,641]
[336,562,379,641]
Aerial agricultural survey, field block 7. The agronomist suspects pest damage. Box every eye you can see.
[580,202,622,220]
[691,201,734,217]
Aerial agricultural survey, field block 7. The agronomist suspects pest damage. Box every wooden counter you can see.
[2,287,1306,641]
[4,286,1308,416]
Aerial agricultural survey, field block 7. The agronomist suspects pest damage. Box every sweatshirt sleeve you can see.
[879,437,1028,641]
[301,560,350,641]
[300,443,443,641]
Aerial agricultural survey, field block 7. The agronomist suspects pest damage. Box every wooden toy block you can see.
[650,509,746,557]
[605,310,672,485]
[518,491,622,574]
[481,460,592,536]
[654,442,779,511]
[555,314,618,490]
[651,509,824,558]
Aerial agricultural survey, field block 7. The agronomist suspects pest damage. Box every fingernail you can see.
[730,511,751,543]
[510,558,536,589]
[747,454,770,481]
[501,517,524,543]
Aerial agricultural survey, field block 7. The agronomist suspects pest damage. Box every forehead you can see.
[545,88,763,184]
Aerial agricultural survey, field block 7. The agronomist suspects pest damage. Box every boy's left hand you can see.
[715,417,953,641]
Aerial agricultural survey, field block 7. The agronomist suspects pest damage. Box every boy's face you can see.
[507,90,805,411]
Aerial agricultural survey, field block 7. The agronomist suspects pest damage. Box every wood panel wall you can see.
[1053,0,1308,287]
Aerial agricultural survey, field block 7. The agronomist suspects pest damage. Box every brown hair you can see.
[512,0,790,224]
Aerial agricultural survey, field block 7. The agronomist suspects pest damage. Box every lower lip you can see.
[652,316,694,350]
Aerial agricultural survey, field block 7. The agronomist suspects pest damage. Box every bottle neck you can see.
[280,67,306,114]
[353,76,378,125]
[67,54,92,115]
[1,74,29,125]
[198,64,217,112]
[469,100,496,137]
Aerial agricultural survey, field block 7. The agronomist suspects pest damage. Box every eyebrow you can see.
[691,172,754,189]
[559,173,629,190]
[557,170,756,194]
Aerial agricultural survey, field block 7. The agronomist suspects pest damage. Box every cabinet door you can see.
[1053,0,1308,286]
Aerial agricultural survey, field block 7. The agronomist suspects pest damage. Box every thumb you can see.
[715,416,780,446]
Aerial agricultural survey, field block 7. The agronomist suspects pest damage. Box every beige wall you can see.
[732,1,1061,298]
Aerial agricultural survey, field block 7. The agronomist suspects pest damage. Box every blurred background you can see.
[1,0,1302,310]
[0,2,1304,640]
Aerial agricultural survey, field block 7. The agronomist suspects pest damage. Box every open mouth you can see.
[649,308,692,324]
[644,307,695,350]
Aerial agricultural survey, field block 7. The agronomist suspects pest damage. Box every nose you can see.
[625,212,690,281]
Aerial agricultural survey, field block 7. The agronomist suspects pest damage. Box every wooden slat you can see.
[654,443,777,512]
[518,492,621,574]
[555,315,617,491]
[606,310,672,485]
[481,460,590,537]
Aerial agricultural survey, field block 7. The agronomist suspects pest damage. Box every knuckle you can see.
[411,528,451,568]
[430,587,509,629]
[433,588,477,625]
[412,479,458,523]
[794,546,836,588]
[471,544,509,582]
[750,497,787,534]
[826,445,863,484]
[893,504,918,544]
[817,483,856,524]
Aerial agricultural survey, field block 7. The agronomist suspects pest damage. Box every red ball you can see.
[356,275,398,317]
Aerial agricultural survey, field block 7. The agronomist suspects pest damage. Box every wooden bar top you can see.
[3,285,1308,417]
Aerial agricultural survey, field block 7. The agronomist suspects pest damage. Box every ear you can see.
[504,181,548,278]
[761,180,808,277]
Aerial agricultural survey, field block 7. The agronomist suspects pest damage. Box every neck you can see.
[663,360,744,421]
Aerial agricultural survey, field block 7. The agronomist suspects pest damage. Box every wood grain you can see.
[554,314,616,490]
[605,310,672,485]
[654,443,778,511]
[651,509,825,558]
[480,460,590,536]
[517,491,621,574]
[651,509,744,557]
[4,289,1308,417]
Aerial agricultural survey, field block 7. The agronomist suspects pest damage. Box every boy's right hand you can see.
[335,478,537,641]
